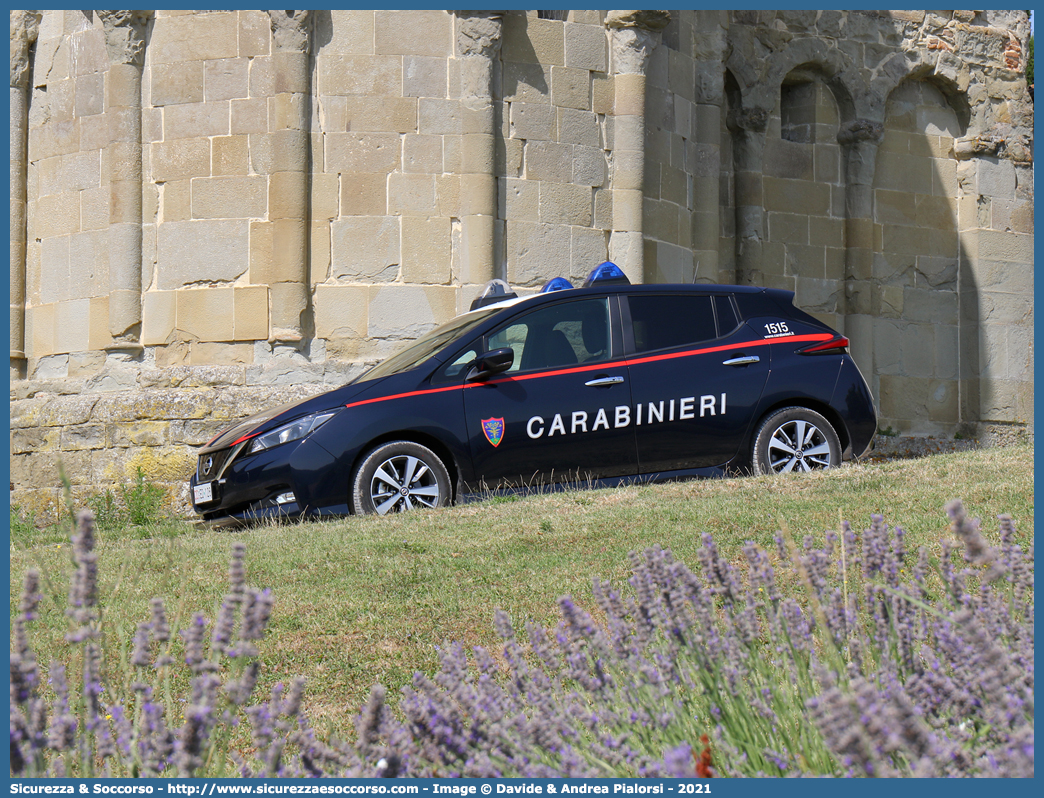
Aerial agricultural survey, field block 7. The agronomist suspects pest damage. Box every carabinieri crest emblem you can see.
[481,417,505,447]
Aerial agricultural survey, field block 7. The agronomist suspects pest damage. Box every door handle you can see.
[722,355,760,366]
[584,376,625,387]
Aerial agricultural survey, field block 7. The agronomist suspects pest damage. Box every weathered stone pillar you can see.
[728,106,768,285]
[98,11,150,352]
[265,10,313,345]
[690,10,727,282]
[837,119,882,378]
[10,11,40,379]
[455,12,503,286]
[952,134,1033,427]
[607,9,669,284]
[838,120,882,315]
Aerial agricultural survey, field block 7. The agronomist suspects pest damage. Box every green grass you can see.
[10,443,1034,739]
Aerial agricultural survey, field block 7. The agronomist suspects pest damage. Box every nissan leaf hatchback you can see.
[189,263,876,524]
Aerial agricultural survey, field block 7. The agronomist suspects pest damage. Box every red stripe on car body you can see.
[342,383,469,410]
[342,333,832,410]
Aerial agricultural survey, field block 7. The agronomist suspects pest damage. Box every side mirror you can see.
[465,347,514,382]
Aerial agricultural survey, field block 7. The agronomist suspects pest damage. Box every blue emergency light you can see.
[539,277,574,293]
[582,261,631,288]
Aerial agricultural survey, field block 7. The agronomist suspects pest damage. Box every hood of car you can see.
[199,378,387,453]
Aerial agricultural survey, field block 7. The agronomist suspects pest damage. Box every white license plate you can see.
[193,482,214,504]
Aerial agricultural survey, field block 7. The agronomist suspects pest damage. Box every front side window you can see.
[486,298,610,373]
[361,306,501,382]
[629,295,716,353]
[431,347,480,383]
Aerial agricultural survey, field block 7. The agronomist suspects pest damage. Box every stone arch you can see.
[872,53,972,134]
[777,63,844,145]
[869,74,973,433]
[723,66,742,118]
[723,66,770,286]
[755,39,860,126]
[721,32,760,100]
[756,61,848,323]
[724,53,855,301]
[724,40,860,129]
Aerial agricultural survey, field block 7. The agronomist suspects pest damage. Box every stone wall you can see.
[497,11,614,287]
[761,77,846,331]
[10,10,1033,523]
[715,9,1033,436]
[10,365,343,521]
[642,10,724,284]
[873,80,963,431]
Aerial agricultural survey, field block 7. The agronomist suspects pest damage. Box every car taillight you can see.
[798,336,850,355]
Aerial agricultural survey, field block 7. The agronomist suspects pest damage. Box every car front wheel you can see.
[351,441,452,515]
[752,407,841,475]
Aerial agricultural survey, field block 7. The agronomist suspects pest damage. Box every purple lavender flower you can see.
[661,742,693,776]
[946,500,995,567]
[83,641,117,762]
[180,613,209,672]
[224,661,260,707]
[355,684,388,760]
[131,622,151,668]
[46,663,77,753]
[698,532,741,603]
[862,514,888,578]
[881,524,906,588]
[109,705,133,758]
[779,598,812,652]
[8,501,1034,779]
[174,704,211,776]
[65,511,101,643]
[241,588,274,643]
[137,689,175,776]
[12,570,42,705]
[743,541,779,604]
[150,597,171,642]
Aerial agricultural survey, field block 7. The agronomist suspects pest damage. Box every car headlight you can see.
[248,411,338,454]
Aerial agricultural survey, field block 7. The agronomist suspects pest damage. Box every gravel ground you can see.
[861,425,1031,464]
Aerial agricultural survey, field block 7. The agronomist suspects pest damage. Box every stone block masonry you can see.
[11,355,372,524]
[9,10,1033,521]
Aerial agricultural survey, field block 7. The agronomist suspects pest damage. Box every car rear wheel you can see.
[752,407,841,475]
[351,441,452,515]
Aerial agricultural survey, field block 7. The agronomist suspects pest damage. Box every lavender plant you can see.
[10,512,318,777]
[10,502,1034,778]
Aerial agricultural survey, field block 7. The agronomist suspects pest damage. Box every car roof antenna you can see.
[692,260,700,283]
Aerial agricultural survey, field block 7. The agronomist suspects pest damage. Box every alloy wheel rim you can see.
[369,455,440,514]
[767,419,832,473]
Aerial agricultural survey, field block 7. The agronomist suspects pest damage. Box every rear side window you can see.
[715,294,740,334]
[629,295,716,353]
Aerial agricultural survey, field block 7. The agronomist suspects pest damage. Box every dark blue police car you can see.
[189,263,876,523]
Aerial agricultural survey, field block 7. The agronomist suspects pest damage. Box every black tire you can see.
[752,407,841,475]
[351,441,452,515]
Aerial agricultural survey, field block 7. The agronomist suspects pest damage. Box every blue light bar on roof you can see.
[539,277,574,293]
[582,261,630,288]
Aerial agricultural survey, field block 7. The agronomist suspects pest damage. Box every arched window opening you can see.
[779,76,840,144]
[780,81,817,143]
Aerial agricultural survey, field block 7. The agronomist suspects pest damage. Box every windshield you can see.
[358,306,502,382]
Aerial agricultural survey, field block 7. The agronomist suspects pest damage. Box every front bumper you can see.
[189,436,351,524]
[192,498,305,529]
